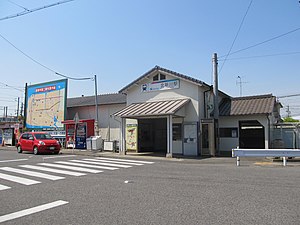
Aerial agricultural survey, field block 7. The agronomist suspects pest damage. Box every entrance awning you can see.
[114,98,190,118]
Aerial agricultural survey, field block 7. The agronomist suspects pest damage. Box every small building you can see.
[67,66,282,157]
[67,93,126,142]
[218,94,282,156]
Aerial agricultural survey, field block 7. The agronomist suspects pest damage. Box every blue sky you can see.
[0,0,300,117]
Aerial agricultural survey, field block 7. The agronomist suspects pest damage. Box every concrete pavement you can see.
[2,145,298,167]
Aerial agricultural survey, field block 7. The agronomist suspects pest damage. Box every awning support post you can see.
[119,118,126,155]
[166,115,173,158]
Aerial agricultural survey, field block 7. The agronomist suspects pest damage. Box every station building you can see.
[66,66,282,157]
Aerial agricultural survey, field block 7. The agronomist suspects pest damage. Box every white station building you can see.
[67,66,282,157]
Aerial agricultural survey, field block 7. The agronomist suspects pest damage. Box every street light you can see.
[94,75,99,136]
[237,76,242,97]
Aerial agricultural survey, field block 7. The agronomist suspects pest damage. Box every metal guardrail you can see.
[232,148,300,166]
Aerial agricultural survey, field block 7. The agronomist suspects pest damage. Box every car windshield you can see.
[34,133,53,140]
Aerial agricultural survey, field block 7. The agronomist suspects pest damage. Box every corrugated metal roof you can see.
[67,93,126,108]
[219,94,276,116]
[114,98,190,118]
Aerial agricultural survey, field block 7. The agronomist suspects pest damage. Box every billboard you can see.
[25,79,67,130]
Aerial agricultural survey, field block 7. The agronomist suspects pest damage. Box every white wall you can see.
[219,115,270,153]
[126,73,209,123]
[67,103,126,141]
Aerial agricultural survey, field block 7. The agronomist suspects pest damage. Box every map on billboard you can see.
[25,79,67,130]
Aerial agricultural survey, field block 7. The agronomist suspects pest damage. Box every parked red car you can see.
[16,132,61,155]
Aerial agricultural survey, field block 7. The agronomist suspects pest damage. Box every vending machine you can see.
[75,123,87,149]
[62,119,95,149]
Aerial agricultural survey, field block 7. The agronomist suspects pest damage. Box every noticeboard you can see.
[25,79,67,130]
[126,124,138,151]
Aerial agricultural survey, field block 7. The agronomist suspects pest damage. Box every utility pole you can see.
[237,76,242,97]
[286,105,291,117]
[212,53,219,156]
[20,102,24,117]
[94,75,100,136]
[16,97,20,117]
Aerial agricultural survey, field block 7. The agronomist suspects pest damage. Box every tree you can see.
[283,117,299,122]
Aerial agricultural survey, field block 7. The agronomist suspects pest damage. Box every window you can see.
[153,74,166,81]
[27,134,34,140]
[173,123,182,141]
[34,133,53,140]
[220,128,238,138]
[21,133,28,140]
[160,74,166,80]
[153,75,159,81]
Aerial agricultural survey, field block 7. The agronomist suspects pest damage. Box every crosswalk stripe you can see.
[60,161,119,170]
[38,163,103,174]
[80,159,132,168]
[0,167,65,181]
[82,159,143,166]
[0,184,11,191]
[0,200,68,223]
[19,165,86,177]
[0,172,40,185]
[97,157,155,164]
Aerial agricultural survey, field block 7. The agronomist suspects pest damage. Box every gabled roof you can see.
[119,65,211,93]
[114,98,190,118]
[67,93,126,108]
[219,94,279,116]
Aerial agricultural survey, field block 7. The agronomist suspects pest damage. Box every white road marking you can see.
[83,159,143,166]
[97,157,155,164]
[81,159,132,168]
[0,172,40,185]
[0,200,68,223]
[0,167,65,181]
[0,184,11,191]
[19,165,86,177]
[0,159,28,163]
[38,163,103,173]
[42,155,77,160]
[59,161,119,170]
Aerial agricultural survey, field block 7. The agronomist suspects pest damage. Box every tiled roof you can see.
[67,93,126,108]
[119,66,211,93]
[114,98,190,118]
[219,94,276,116]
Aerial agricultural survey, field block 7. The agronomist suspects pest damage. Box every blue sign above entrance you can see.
[141,79,180,92]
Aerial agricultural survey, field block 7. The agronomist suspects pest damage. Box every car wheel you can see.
[17,146,22,153]
[33,146,39,155]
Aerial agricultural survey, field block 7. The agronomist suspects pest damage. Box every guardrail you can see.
[232,148,300,166]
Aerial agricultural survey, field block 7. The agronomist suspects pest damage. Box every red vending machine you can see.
[62,119,95,149]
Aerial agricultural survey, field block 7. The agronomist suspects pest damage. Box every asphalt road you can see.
[0,149,300,225]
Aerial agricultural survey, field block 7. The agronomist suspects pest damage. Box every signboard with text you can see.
[141,79,180,93]
[25,79,67,130]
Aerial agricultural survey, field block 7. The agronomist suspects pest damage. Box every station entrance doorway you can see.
[138,118,167,154]
[239,120,265,149]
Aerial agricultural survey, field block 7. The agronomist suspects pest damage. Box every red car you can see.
[16,132,61,155]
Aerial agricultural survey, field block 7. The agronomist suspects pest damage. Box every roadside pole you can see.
[212,53,219,156]
[94,75,100,136]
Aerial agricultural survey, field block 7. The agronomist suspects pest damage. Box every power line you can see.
[219,0,253,73]
[0,32,92,81]
[6,0,30,11]
[218,51,300,61]
[277,93,300,98]
[0,0,75,22]
[0,81,24,92]
[220,26,300,58]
